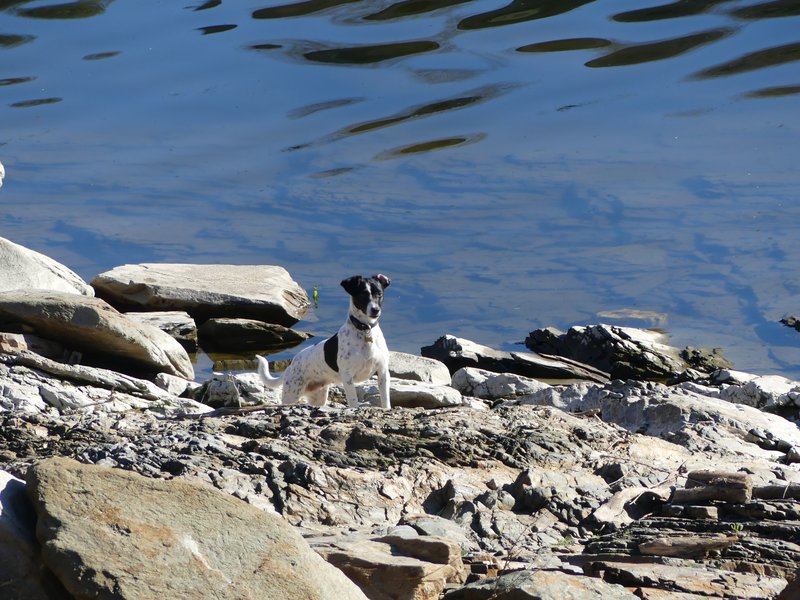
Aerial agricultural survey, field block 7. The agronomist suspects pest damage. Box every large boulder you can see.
[197,318,312,353]
[91,263,309,326]
[26,457,368,600]
[0,237,93,296]
[0,291,194,379]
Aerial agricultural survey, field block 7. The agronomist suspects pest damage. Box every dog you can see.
[257,274,391,408]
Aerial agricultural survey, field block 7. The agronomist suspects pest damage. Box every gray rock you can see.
[26,457,368,600]
[525,324,732,380]
[358,379,463,408]
[0,471,66,599]
[0,236,93,296]
[92,263,309,326]
[717,374,800,410]
[780,315,800,332]
[389,351,452,385]
[0,291,193,379]
[125,311,198,352]
[442,568,639,599]
[197,318,311,353]
[422,335,608,383]
[452,367,551,399]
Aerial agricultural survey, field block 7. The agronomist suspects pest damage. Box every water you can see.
[1,0,799,378]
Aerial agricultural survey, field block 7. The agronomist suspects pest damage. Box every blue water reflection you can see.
[0,0,799,378]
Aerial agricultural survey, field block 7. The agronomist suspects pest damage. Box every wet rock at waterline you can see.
[525,324,732,381]
[421,335,609,383]
[196,318,312,353]
[0,291,194,379]
[91,263,310,326]
[0,236,94,297]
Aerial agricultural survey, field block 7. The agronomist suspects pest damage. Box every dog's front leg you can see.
[341,374,360,408]
[377,365,391,409]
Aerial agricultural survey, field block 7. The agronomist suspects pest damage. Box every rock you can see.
[389,352,452,385]
[0,291,194,379]
[421,335,608,383]
[780,315,800,332]
[193,372,281,407]
[197,318,311,353]
[452,367,551,400]
[26,457,368,600]
[0,236,93,296]
[516,379,800,453]
[0,351,211,416]
[92,263,309,326]
[442,568,639,599]
[125,311,198,352]
[0,471,67,599]
[358,379,463,408]
[717,374,800,410]
[313,532,466,600]
[0,332,64,361]
[525,324,732,380]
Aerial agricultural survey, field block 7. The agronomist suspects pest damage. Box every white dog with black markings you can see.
[257,274,392,408]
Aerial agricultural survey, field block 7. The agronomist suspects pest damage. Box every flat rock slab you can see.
[92,263,309,326]
[26,457,368,600]
[0,236,93,296]
[125,311,198,352]
[0,291,193,379]
[389,352,452,386]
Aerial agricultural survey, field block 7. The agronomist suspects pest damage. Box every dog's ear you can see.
[373,274,391,289]
[340,276,364,296]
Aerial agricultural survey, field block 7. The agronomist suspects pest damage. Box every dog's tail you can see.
[256,355,282,389]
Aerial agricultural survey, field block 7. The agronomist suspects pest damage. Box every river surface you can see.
[1,0,799,378]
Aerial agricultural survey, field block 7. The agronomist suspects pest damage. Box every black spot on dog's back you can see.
[324,334,339,372]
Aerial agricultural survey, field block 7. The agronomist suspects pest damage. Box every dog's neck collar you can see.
[349,314,377,332]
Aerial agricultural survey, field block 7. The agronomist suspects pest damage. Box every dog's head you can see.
[341,274,391,321]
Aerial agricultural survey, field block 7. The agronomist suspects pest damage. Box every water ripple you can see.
[693,40,800,78]
[458,0,593,30]
[586,29,734,68]
[252,0,360,20]
[13,0,111,19]
[612,0,733,23]
[302,40,440,65]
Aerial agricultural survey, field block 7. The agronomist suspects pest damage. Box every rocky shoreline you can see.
[1,235,799,599]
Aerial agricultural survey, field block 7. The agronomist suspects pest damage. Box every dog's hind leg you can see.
[306,385,330,407]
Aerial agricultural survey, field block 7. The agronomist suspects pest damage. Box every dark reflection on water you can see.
[197,24,237,35]
[612,0,733,23]
[694,41,800,78]
[10,97,61,107]
[744,84,800,98]
[458,0,592,30]
[731,0,800,20]
[364,0,472,22]
[0,76,34,86]
[12,0,111,19]
[303,40,439,65]
[586,29,733,69]
[253,0,360,20]
[193,0,221,11]
[83,51,119,60]
[0,33,34,47]
[517,38,611,53]
[378,134,485,158]
[288,97,365,120]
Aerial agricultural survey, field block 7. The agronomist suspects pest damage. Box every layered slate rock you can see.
[0,236,93,296]
[422,335,608,383]
[26,457,368,600]
[125,311,198,352]
[389,351,452,386]
[0,291,193,379]
[526,324,732,380]
[92,263,310,326]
